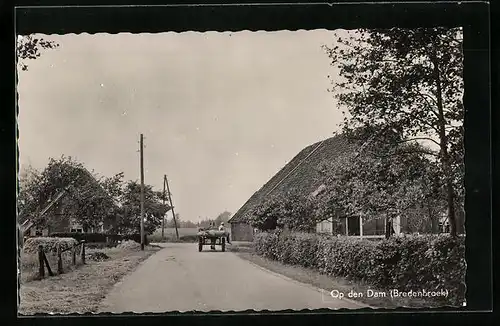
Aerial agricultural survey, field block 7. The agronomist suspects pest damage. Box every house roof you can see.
[228,133,359,224]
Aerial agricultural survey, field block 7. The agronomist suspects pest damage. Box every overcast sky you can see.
[17,30,345,223]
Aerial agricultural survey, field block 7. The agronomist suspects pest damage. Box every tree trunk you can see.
[431,51,458,237]
[428,200,439,234]
[385,216,393,239]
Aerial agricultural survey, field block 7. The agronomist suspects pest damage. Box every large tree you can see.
[118,181,171,235]
[249,190,317,232]
[214,211,232,225]
[18,164,43,216]
[18,156,117,231]
[17,34,59,71]
[316,126,446,238]
[322,27,464,236]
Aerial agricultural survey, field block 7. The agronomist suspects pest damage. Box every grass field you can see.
[149,227,199,242]
[19,244,160,315]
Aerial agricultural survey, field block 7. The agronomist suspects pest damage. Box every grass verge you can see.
[236,251,446,309]
[18,245,160,315]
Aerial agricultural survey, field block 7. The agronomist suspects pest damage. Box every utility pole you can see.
[140,134,145,251]
[161,174,166,240]
[165,175,179,240]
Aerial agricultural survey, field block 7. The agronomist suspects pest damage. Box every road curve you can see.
[99,243,366,313]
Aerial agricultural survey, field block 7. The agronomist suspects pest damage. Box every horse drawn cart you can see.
[197,229,229,252]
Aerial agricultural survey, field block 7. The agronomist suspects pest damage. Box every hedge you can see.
[49,232,146,244]
[23,237,78,254]
[254,231,466,305]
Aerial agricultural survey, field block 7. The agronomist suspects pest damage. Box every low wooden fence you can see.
[37,240,86,279]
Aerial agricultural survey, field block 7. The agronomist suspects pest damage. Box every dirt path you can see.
[99,243,366,312]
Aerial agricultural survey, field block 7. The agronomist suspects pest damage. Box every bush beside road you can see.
[251,232,465,308]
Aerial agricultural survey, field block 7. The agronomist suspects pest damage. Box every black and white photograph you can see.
[16,24,468,314]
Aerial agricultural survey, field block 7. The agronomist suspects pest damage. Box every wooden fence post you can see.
[80,240,86,264]
[42,250,53,276]
[72,246,76,265]
[57,243,63,274]
[38,245,45,278]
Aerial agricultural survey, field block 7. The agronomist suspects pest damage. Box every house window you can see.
[438,221,450,233]
[70,228,83,233]
[347,216,361,236]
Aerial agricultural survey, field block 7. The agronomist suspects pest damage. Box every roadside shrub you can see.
[50,232,105,243]
[49,232,145,244]
[424,235,466,305]
[86,242,117,249]
[254,232,466,305]
[254,231,280,260]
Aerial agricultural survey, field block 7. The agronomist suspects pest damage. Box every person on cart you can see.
[208,222,217,250]
[219,222,231,244]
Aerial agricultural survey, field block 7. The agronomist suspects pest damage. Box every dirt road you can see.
[99,243,367,313]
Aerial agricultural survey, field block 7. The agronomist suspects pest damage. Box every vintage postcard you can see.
[16,14,469,315]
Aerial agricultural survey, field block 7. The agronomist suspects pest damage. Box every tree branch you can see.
[369,148,440,159]
[408,85,441,120]
[395,137,441,147]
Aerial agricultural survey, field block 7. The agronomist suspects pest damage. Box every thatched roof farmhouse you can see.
[228,132,459,241]
[228,133,358,241]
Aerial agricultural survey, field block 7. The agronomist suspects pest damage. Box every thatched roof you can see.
[228,133,358,224]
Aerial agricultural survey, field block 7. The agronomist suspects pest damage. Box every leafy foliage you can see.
[248,189,317,232]
[323,28,464,235]
[117,180,171,235]
[254,231,465,305]
[316,126,445,235]
[18,157,170,236]
[214,211,232,225]
[18,164,43,217]
[18,156,116,231]
[17,35,59,71]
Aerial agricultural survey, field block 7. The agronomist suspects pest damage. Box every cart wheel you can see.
[198,238,203,252]
[221,237,226,252]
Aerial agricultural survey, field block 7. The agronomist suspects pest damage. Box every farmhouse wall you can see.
[230,222,254,242]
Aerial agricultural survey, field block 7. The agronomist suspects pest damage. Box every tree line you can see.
[164,211,232,229]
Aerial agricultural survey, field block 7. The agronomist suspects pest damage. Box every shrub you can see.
[254,232,466,306]
[50,232,106,243]
[49,232,145,245]
[86,242,117,249]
